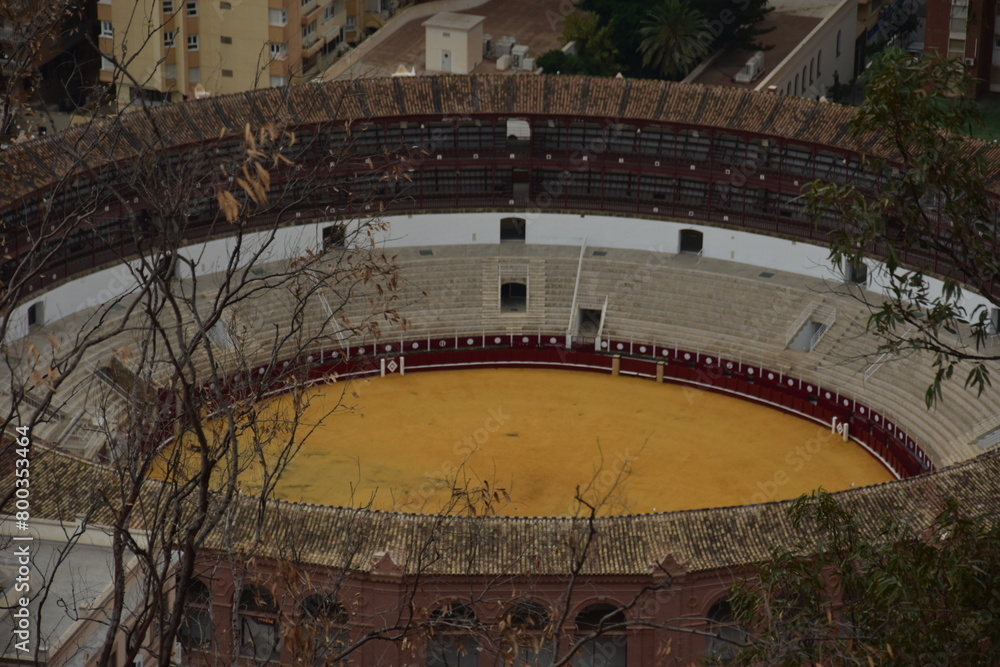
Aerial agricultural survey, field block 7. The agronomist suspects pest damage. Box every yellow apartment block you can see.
[97,0,355,106]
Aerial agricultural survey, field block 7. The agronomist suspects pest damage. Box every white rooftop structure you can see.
[423,12,486,75]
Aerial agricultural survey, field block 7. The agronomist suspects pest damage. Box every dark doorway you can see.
[323,224,346,250]
[500,282,527,312]
[500,217,526,242]
[679,229,704,254]
[578,308,602,336]
[847,259,867,284]
[27,302,43,327]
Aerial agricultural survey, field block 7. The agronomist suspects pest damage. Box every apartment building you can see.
[343,0,393,44]
[926,0,999,96]
[97,0,349,106]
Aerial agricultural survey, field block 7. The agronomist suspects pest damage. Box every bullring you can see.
[2,75,1000,665]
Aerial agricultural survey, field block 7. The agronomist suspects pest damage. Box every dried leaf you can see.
[217,190,240,222]
[236,178,261,205]
[255,162,270,190]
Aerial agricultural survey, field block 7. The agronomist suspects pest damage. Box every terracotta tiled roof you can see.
[6,445,999,576]
[5,76,1000,208]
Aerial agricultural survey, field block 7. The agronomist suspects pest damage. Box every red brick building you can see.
[925,0,999,96]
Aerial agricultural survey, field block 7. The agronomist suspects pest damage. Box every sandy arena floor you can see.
[176,368,892,516]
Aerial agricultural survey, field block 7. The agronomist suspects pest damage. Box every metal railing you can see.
[784,301,818,348]
[864,328,912,383]
[807,305,837,352]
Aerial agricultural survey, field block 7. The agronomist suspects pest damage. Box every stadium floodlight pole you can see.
[567,235,589,347]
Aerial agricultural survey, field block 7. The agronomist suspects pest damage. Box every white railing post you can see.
[566,236,588,348]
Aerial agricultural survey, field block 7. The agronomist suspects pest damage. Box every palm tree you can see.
[638,0,711,79]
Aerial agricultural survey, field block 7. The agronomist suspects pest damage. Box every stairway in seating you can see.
[480,258,548,333]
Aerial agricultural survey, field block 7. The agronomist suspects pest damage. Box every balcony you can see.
[301,2,322,23]
[302,34,324,57]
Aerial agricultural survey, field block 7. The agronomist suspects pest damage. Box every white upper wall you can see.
[7,211,990,342]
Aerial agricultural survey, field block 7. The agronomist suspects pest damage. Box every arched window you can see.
[428,604,479,667]
[239,585,280,661]
[178,579,212,652]
[302,593,348,666]
[500,282,528,312]
[503,600,553,666]
[817,50,822,76]
[704,598,746,662]
[794,73,799,95]
[506,119,531,150]
[678,229,703,254]
[836,30,841,56]
[810,57,815,83]
[574,604,626,667]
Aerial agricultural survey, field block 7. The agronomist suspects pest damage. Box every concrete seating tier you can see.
[5,244,998,469]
